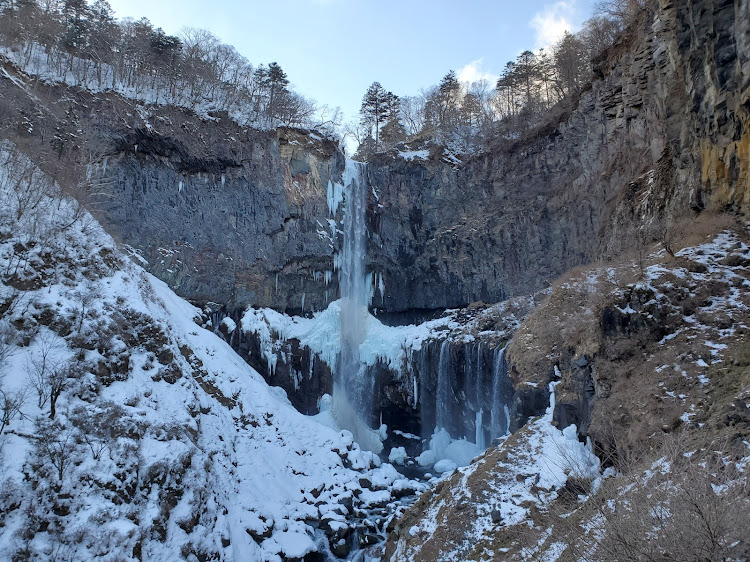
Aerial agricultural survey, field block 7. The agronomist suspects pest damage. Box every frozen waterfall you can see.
[331,160,383,453]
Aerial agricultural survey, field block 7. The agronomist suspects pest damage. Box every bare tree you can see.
[553,437,750,562]
[35,419,80,482]
[594,0,653,26]
[399,95,426,136]
[47,363,70,419]
[0,321,15,370]
[27,329,63,410]
[0,386,26,434]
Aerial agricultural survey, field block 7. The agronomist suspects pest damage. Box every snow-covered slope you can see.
[0,142,424,561]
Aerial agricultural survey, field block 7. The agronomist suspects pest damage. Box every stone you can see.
[329,538,350,558]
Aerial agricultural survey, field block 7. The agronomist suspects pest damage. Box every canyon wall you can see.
[1,1,745,317]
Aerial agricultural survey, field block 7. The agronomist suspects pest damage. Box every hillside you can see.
[0,143,425,560]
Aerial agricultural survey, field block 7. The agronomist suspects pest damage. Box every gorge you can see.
[0,0,748,560]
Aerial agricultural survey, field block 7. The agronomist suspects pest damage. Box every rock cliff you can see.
[2,1,745,319]
[366,0,749,312]
[0,70,346,313]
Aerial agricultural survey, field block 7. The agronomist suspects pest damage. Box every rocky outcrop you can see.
[95,121,345,313]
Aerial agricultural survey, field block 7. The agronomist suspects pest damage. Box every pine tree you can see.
[61,0,90,54]
[265,62,289,121]
[359,82,398,150]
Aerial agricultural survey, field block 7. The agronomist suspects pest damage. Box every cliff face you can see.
[365,0,749,312]
[95,121,345,313]
[0,66,346,314]
[0,2,746,320]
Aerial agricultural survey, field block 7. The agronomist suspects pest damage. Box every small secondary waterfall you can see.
[332,160,383,453]
[426,342,511,450]
[435,340,452,433]
[490,346,510,439]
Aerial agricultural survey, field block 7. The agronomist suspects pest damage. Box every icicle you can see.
[326,179,344,216]
[366,271,374,306]
[301,292,306,313]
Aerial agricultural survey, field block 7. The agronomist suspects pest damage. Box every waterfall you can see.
[332,160,383,453]
[435,340,452,433]
[490,346,509,439]
[475,343,484,446]
[474,410,485,449]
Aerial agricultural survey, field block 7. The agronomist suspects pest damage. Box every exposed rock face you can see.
[95,122,345,313]
[0,66,347,313]
[366,0,749,312]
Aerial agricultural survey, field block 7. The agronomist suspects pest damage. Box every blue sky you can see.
[107,0,597,124]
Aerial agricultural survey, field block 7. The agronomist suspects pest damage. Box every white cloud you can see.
[457,59,499,87]
[530,1,576,48]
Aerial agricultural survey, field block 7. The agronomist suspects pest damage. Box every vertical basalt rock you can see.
[363,0,749,313]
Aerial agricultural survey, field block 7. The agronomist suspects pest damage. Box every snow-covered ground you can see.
[0,142,425,561]
[389,382,603,561]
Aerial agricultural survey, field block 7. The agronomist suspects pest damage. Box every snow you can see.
[220,316,236,333]
[397,149,430,161]
[0,142,424,561]
[389,447,407,465]
[242,299,454,374]
[433,459,458,474]
[263,531,316,558]
[416,429,483,470]
[0,42,326,134]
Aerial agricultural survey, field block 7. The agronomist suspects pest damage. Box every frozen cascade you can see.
[472,343,484,445]
[331,160,383,453]
[417,341,515,470]
[490,346,510,439]
[435,340,452,433]
[475,410,485,449]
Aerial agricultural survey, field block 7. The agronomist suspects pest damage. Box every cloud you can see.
[457,59,499,87]
[530,1,575,48]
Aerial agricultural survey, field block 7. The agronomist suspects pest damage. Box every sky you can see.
[106,0,598,125]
